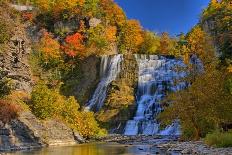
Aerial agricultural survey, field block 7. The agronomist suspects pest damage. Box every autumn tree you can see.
[100,0,126,26]
[62,32,85,58]
[0,100,21,126]
[86,24,117,55]
[157,32,177,56]
[118,20,144,54]
[138,31,160,54]
[34,0,84,14]
[159,60,232,140]
[38,31,61,67]
[82,0,100,18]
[186,26,215,64]
[201,0,232,65]
[105,26,117,43]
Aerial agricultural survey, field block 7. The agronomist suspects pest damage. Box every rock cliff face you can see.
[0,26,32,93]
[63,56,101,105]
[0,112,83,151]
[97,54,138,133]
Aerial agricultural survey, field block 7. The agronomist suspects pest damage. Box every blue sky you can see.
[114,0,210,36]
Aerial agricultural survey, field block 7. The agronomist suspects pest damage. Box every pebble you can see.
[102,135,232,155]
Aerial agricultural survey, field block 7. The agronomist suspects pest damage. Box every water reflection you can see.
[9,143,168,155]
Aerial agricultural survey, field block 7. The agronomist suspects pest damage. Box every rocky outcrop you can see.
[63,56,101,105]
[16,112,77,146]
[0,112,84,151]
[97,54,138,133]
[0,26,32,93]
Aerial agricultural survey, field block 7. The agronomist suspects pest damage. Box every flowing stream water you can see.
[8,143,179,155]
[124,55,187,136]
[85,54,123,111]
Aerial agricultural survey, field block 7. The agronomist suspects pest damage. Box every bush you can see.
[0,70,13,98]
[30,83,63,119]
[0,100,21,126]
[0,21,10,44]
[30,83,107,138]
[205,130,232,148]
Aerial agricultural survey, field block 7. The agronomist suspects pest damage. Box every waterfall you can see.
[124,55,187,136]
[85,54,123,111]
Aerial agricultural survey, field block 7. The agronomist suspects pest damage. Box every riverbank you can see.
[99,135,232,155]
[1,135,232,154]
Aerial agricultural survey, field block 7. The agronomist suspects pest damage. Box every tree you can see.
[82,0,100,18]
[157,32,178,56]
[0,100,21,126]
[105,26,117,43]
[34,0,84,14]
[62,32,85,58]
[100,0,126,26]
[159,63,232,140]
[138,31,160,54]
[118,20,144,54]
[186,26,215,64]
[86,24,112,55]
[201,0,232,65]
[38,31,61,65]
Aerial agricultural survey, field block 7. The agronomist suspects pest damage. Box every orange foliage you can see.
[100,0,126,26]
[22,12,33,21]
[0,100,21,125]
[105,26,117,42]
[39,31,61,62]
[62,32,85,57]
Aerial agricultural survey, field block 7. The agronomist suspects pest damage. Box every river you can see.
[7,142,178,155]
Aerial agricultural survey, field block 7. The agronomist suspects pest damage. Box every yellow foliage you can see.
[119,20,144,53]
[228,65,232,73]
[186,26,215,63]
[97,109,119,122]
[30,83,106,138]
[34,0,84,14]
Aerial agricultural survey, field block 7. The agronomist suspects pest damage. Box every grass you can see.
[204,130,232,148]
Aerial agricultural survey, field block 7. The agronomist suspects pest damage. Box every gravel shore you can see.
[100,135,232,155]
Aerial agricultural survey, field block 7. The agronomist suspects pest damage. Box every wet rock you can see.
[73,132,85,143]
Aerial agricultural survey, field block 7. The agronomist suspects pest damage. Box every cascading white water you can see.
[85,54,123,111]
[124,55,186,136]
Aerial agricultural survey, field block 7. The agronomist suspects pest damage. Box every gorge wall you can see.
[0,25,32,93]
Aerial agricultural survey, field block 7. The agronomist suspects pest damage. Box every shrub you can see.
[30,83,63,119]
[0,70,13,98]
[205,130,232,148]
[0,20,10,44]
[30,83,107,138]
[0,100,21,126]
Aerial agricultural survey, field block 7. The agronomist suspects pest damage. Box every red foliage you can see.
[22,12,33,21]
[0,100,21,125]
[62,33,85,57]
